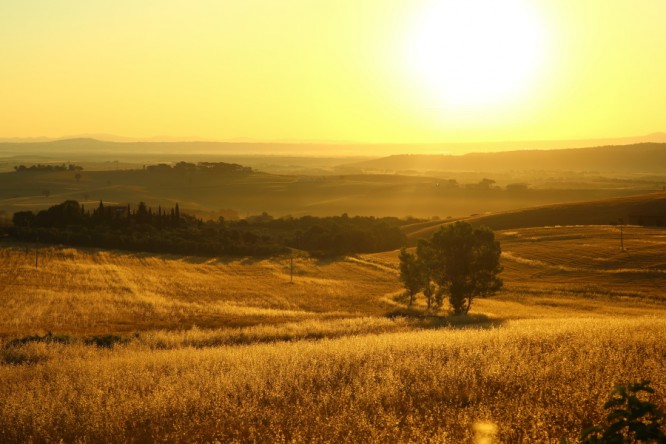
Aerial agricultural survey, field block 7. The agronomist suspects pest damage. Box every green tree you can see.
[418,221,502,315]
[136,201,150,224]
[398,248,424,307]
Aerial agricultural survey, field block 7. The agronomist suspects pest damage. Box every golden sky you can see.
[1,0,665,145]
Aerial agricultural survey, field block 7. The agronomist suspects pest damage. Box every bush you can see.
[4,332,71,348]
[563,380,665,443]
[84,334,132,348]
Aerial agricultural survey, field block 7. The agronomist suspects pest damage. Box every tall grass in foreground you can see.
[1,317,664,443]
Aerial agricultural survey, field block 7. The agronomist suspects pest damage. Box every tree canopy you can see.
[400,221,502,315]
[10,200,408,258]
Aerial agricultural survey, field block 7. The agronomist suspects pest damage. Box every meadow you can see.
[0,225,665,442]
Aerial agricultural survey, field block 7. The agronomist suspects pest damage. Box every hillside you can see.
[407,192,666,239]
[345,142,666,174]
[1,225,664,336]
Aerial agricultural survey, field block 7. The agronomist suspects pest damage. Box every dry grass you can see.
[0,225,665,442]
[1,318,664,443]
[497,225,666,301]
[0,245,397,336]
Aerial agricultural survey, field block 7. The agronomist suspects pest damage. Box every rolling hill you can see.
[406,192,666,239]
[1,163,661,222]
[344,142,666,174]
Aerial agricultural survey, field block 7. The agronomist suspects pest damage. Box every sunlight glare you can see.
[403,0,548,110]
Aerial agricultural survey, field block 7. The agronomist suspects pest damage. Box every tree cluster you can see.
[399,221,502,315]
[145,161,252,174]
[14,164,83,172]
[13,200,183,230]
[252,213,406,256]
[10,201,407,258]
[10,200,282,256]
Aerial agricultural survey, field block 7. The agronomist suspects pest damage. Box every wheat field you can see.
[1,225,665,442]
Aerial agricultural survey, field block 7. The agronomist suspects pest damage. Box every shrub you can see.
[84,334,131,348]
[564,380,666,443]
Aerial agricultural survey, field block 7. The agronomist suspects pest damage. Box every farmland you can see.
[1,157,664,222]
[0,224,665,442]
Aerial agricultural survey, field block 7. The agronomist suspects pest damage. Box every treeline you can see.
[9,201,407,257]
[145,161,252,174]
[240,212,407,256]
[13,200,182,230]
[14,164,83,172]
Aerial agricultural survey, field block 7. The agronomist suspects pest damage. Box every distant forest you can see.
[8,200,407,257]
[144,161,252,174]
[14,163,83,172]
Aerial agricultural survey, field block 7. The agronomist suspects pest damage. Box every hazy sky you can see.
[1,0,665,144]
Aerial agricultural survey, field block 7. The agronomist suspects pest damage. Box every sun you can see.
[403,0,548,110]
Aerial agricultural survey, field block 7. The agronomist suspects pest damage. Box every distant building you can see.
[95,203,129,221]
[107,206,130,219]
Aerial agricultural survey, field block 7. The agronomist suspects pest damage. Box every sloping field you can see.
[395,223,658,315]
[0,226,665,442]
[2,224,664,338]
[0,246,401,337]
[374,225,666,311]
[407,192,666,239]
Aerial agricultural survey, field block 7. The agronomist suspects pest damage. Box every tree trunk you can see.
[450,289,465,315]
[464,296,473,315]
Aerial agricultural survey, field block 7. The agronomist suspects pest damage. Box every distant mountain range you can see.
[0,135,665,172]
[1,132,665,155]
[0,134,213,144]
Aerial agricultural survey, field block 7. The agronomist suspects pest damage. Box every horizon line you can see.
[1,131,665,147]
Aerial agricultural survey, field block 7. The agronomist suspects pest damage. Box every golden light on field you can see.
[2,1,666,441]
[402,0,548,110]
[0,227,665,441]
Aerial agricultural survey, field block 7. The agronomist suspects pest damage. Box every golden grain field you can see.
[1,225,665,443]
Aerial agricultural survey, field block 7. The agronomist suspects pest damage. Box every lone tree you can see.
[400,221,502,315]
